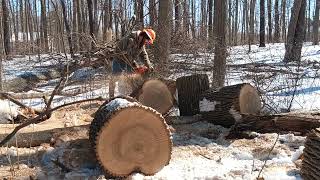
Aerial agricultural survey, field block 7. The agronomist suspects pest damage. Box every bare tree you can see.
[60,0,74,57]
[248,0,256,52]
[87,0,95,45]
[2,0,11,55]
[284,0,306,62]
[260,0,266,47]
[274,0,280,42]
[212,0,227,88]
[313,0,320,45]
[40,0,49,52]
[208,0,214,49]
[149,0,156,27]
[183,0,189,35]
[154,0,172,72]
[241,0,248,44]
[267,0,272,42]
[281,0,287,41]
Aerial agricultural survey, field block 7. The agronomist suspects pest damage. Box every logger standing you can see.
[109,28,156,98]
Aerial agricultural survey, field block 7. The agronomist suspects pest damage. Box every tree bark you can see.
[212,0,227,88]
[281,0,287,41]
[2,0,11,55]
[60,0,74,58]
[313,0,320,45]
[284,0,306,62]
[259,0,266,47]
[274,0,280,42]
[176,74,209,116]
[230,115,320,135]
[267,0,272,42]
[87,0,95,49]
[200,83,261,127]
[149,0,156,26]
[183,0,189,35]
[154,0,172,72]
[208,0,214,49]
[248,0,256,52]
[233,0,239,45]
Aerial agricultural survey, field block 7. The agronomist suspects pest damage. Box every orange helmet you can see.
[143,28,156,44]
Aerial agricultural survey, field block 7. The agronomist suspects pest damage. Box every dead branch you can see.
[0,92,41,115]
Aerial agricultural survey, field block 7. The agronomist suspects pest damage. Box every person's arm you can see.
[139,46,151,68]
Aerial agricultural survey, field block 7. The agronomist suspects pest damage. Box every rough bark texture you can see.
[2,0,11,55]
[40,0,49,52]
[267,0,272,42]
[176,74,209,116]
[248,0,256,52]
[313,0,320,45]
[149,0,156,26]
[230,115,320,135]
[259,0,266,47]
[154,0,172,72]
[212,0,227,88]
[87,0,95,48]
[301,128,320,180]
[281,0,286,41]
[89,97,171,177]
[200,83,261,128]
[60,0,74,57]
[284,0,306,62]
[208,0,214,49]
[274,0,280,42]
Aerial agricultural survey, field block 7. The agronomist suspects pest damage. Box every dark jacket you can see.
[115,31,151,68]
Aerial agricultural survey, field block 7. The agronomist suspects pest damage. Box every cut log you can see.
[176,74,209,116]
[89,97,172,177]
[129,78,175,115]
[200,83,261,127]
[301,128,320,180]
[228,114,320,138]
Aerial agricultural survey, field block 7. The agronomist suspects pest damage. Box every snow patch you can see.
[229,106,242,122]
[0,100,19,123]
[199,98,218,112]
[291,146,304,162]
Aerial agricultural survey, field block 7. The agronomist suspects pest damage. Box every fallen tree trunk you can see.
[176,74,209,116]
[200,83,261,127]
[229,114,320,136]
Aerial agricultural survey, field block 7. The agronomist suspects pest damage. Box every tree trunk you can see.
[87,0,95,49]
[259,0,266,47]
[301,128,320,180]
[267,0,272,42]
[281,0,287,41]
[154,0,172,72]
[274,0,280,42]
[248,0,256,52]
[233,0,239,45]
[89,97,171,177]
[208,0,214,49]
[284,0,306,62]
[60,0,74,58]
[229,115,320,137]
[149,0,156,26]
[241,0,248,44]
[228,0,232,45]
[200,83,261,127]
[176,74,209,116]
[313,0,320,45]
[212,0,227,88]
[183,0,189,36]
[138,0,144,28]
[2,0,11,55]
[190,0,196,39]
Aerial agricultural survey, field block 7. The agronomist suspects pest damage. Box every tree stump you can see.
[301,128,320,180]
[199,83,261,127]
[176,74,209,116]
[135,79,174,115]
[89,97,172,177]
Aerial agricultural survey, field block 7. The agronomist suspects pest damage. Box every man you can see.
[109,28,156,98]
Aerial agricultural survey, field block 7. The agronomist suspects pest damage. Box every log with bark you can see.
[89,97,172,177]
[200,83,261,127]
[176,74,209,116]
[228,114,320,138]
[301,128,320,180]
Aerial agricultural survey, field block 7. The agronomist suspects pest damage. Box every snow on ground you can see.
[0,43,318,179]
